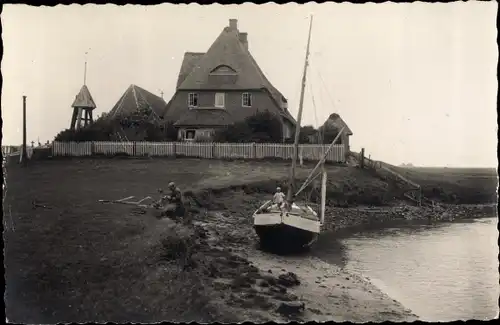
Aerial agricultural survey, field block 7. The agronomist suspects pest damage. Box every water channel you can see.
[315,217,499,321]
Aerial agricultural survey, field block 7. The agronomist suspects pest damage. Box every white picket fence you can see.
[51,141,346,162]
[2,145,34,158]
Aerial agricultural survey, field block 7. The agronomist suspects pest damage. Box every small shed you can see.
[317,113,353,154]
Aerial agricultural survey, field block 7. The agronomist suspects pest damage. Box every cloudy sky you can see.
[2,2,497,167]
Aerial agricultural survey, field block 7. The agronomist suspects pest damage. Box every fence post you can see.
[252,142,256,159]
[173,141,177,158]
[91,142,95,156]
[212,142,216,159]
[133,142,137,157]
[360,148,365,169]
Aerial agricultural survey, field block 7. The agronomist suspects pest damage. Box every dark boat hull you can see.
[254,223,318,254]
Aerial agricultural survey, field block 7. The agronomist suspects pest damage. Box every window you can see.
[242,93,252,107]
[210,65,237,75]
[188,93,198,107]
[185,130,196,140]
[215,93,225,108]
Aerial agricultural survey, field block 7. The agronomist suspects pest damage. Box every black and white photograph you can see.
[2,2,498,323]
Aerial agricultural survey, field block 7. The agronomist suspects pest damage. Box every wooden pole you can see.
[320,166,327,225]
[294,127,345,197]
[21,96,27,166]
[286,15,313,204]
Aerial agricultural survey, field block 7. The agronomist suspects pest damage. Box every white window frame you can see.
[215,92,225,108]
[242,92,252,107]
[188,93,198,108]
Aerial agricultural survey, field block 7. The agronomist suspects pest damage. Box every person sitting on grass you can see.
[155,182,188,224]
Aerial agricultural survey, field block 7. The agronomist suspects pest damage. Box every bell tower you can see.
[70,54,97,130]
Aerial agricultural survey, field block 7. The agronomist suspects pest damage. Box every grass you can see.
[3,157,496,323]
[2,158,325,323]
[392,166,498,204]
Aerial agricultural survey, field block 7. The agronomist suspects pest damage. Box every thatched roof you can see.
[174,19,295,125]
[176,52,205,88]
[320,113,353,136]
[107,84,166,121]
[71,85,96,109]
[174,108,233,127]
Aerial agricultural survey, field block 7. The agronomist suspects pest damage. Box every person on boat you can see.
[273,187,286,206]
[273,187,288,216]
[256,187,286,214]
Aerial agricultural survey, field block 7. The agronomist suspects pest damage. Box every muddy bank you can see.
[174,188,418,322]
[184,179,497,233]
[177,183,496,321]
[321,203,497,234]
[181,209,417,322]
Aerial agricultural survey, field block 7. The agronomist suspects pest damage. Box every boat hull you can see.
[254,223,318,253]
[253,202,320,253]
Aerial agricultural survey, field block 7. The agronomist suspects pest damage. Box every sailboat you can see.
[252,15,345,252]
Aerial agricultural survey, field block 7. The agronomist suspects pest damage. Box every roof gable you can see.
[320,113,353,136]
[177,26,268,91]
[108,84,166,121]
[175,19,296,126]
[71,85,96,109]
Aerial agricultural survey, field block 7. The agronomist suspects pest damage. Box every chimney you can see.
[229,19,238,31]
[239,32,248,50]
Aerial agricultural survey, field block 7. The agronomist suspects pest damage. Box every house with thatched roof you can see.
[164,18,296,142]
[313,113,353,154]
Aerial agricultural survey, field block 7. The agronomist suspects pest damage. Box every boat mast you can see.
[320,165,327,224]
[286,15,314,204]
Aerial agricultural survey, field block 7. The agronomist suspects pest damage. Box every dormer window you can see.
[210,65,237,75]
[188,93,198,107]
[209,65,238,86]
[215,93,225,108]
[242,93,252,107]
[281,95,288,110]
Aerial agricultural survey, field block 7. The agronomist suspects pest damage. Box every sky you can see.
[1,2,498,167]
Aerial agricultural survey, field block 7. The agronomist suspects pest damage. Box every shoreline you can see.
[185,188,496,322]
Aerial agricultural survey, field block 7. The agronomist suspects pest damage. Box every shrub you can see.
[54,114,178,142]
[288,125,319,144]
[54,118,115,142]
[214,111,283,143]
